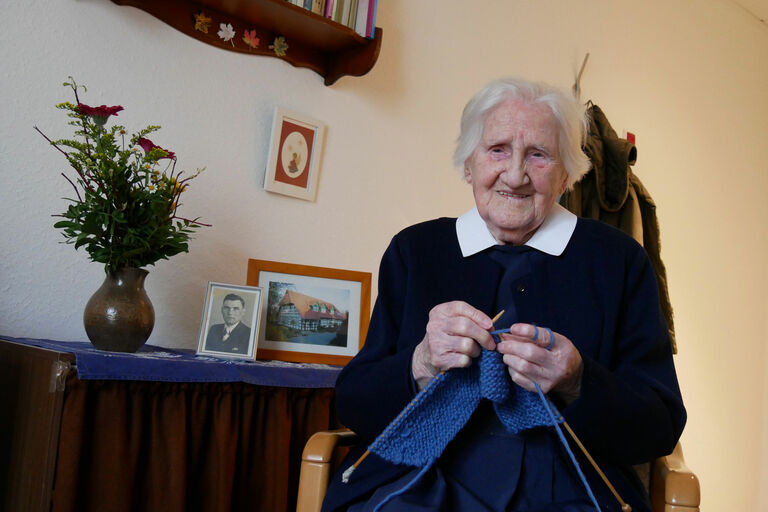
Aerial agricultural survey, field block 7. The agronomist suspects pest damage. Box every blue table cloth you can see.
[1,336,341,388]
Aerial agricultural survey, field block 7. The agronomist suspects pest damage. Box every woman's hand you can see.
[411,301,496,390]
[496,324,583,404]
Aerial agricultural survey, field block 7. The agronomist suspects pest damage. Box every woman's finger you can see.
[505,364,538,393]
[428,302,496,351]
[503,323,556,350]
[498,325,583,401]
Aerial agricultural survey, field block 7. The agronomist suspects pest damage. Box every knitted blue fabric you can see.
[367,332,561,467]
[358,329,601,512]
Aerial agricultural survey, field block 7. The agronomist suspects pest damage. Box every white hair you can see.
[453,78,591,189]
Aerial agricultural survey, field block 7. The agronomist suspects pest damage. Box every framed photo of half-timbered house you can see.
[246,259,371,365]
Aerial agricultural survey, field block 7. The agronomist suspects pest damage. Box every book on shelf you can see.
[340,0,353,25]
[332,0,344,22]
[354,0,367,37]
[366,0,377,38]
[305,0,375,38]
[346,0,358,29]
[285,0,329,18]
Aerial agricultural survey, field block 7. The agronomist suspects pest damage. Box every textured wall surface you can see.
[1,1,766,509]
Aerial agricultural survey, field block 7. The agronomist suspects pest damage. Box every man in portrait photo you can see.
[205,293,252,354]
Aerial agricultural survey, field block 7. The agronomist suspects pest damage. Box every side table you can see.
[0,337,341,512]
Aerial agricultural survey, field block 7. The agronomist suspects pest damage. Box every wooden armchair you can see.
[296,429,700,512]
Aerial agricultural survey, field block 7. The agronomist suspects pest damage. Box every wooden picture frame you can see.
[263,107,325,201]
[196,282,264,360]
[246,259,371,365]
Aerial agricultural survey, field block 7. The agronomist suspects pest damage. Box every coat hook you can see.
[573,53,590,100]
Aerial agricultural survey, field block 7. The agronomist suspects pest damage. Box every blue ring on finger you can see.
[532,325,539,342]
[545,327,555,350]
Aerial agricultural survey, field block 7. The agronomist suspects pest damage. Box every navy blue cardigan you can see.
[324,217,686,511]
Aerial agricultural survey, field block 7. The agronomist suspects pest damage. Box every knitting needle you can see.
[492,318,630,509]
[341,310,506,483]
[560,420,632,511]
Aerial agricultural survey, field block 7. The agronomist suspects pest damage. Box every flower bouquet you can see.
[36,77,208,273]
[36,77,209,351]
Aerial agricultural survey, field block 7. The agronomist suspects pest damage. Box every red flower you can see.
[77,103,124,118]
[137,137,175,159]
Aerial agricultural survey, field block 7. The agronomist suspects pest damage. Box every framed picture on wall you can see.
[196,282,264,360]
[263,107,325,201]
[246,259,371,365]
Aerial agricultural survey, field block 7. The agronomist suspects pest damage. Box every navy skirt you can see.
[347,401,614,512]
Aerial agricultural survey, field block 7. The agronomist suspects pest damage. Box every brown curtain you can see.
[52,375,337,512]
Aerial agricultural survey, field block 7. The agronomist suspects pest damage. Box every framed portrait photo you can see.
[263,107,325,201]
[246,259,371,366]
[196,282,264,360]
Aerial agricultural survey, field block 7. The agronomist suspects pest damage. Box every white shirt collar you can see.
[455,202,577,257]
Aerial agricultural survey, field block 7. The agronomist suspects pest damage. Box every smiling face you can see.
[464,98,568,245]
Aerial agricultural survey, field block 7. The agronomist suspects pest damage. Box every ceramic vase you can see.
[83,267,155,352]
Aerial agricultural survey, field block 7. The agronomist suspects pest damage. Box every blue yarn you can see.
[545,327,555,350]
[489,327,511,339]
[534,382,601,512]
[371,461,435,512]
[360,326,603,510]
[367,346,559,466]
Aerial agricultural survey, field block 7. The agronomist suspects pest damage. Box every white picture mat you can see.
[258,270,362,357]
[197,282,264,359]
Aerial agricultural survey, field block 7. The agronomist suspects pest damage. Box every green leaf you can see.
[53,220,79,229]
[74,234,92,249]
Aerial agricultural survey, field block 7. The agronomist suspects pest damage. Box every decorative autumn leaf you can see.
[269,36,289,57]
[242,29,260,49]
[194,12,212,33]
[217,23,235,46]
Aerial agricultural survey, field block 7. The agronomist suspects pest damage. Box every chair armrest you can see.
[297,429,360,512]
[302,429,360,463]
[650,442,700,511]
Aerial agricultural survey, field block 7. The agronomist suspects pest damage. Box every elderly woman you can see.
[323,78,686,512]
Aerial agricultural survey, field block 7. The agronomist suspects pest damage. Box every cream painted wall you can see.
[1,0,766,509]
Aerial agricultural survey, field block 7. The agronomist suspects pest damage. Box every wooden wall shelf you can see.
[111,0,382,85]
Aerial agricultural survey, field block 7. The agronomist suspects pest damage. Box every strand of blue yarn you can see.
[494,327,600,511]
[367,327,602,511]
[534,381,601,512]
[370,381,601,511]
